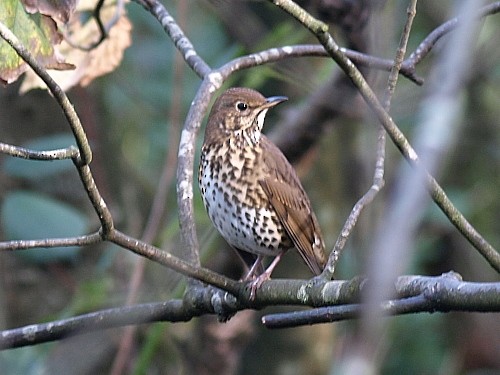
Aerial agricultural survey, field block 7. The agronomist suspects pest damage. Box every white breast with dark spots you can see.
[199,142,289,256]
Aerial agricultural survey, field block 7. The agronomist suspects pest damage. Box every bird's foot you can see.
[248,272,271,300]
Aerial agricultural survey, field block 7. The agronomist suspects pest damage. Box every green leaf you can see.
[1,191,89,263]
[0,0,73,84]
[3,134,75,180]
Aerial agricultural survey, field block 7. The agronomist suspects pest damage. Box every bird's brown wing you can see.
[259,137,326,275]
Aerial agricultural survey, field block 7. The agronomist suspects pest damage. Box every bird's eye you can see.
[236,102,248,111]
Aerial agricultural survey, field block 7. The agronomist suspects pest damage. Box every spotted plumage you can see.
[199,87,326,298]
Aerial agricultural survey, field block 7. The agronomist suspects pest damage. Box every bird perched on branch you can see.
[199,87,326,299]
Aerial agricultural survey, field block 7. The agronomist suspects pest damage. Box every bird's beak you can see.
[263,96,288,109]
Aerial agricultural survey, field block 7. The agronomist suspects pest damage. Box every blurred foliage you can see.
[383,314,450,375]
[1,190,88,263]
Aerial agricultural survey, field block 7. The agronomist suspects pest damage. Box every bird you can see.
[198,87,327,299]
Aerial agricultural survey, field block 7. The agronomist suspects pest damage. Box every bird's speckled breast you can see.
[199,140,291,256]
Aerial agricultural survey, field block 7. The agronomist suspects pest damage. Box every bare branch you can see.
[132,0,211,78]
[407,2,500,68]
[0,20,115,235]
[0,232,102,251]
[263,295,429,328]
[0,143,79,160]
[218,44,418,83]
[263,273,500,328]
[0,300,189,350]
[176,80,221,266]
[1,273,497,350]
[108,229,240,294]
[323,0,418,279]
[0,22,92,165]
[63,0,124,51]
[269,0,500,272]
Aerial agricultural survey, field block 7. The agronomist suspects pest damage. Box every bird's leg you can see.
[249,250,285,300]
[243,255,264,280]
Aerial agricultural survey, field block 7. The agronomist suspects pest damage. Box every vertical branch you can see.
[351,1,488,373]
[322,0,417,278]
[133,0,221,266]
[269,0,500,272]
[176,78,222,266]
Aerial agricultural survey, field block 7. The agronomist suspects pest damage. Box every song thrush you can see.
[199,87,327,298]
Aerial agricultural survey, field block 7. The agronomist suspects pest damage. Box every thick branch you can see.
[262,272,500,328]
[1,274,497,349]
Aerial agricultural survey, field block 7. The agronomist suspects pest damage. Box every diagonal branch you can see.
[132,0,211,78]
[406,2,500,68]
[322,0,418,279]
[269,0,500,272]
[0,20,115,235]
[0,22,92,166]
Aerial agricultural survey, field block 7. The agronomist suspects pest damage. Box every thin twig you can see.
[270,0,500,272]
[406,2,500,68]
[322,0,418,279]
[63,0,124,51]
[0,22,92,165]
[0,143,79,160]
[0,232,102,251]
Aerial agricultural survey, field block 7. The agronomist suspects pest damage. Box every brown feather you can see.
[259,136,326,275]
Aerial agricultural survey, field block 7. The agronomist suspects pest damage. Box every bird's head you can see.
[203,87,287,146]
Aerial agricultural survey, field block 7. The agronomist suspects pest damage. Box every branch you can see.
[132,0,211,78]
[0,22,92,165]
[0,20,115,235]
[269,0,500,272]
[0,228,240,300]
[323,0,417,278]
[2,273,497,349]
[262,272,500,328]
[0,300,190,350]
[0,143,79,160]
[108,229,240,294]
[406,2,500,69]
[0,232,102,251]
[63,0,124,51]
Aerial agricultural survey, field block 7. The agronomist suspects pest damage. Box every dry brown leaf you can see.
[22,0,78,24]
[0,1,75,85]
[20,0,132,92]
